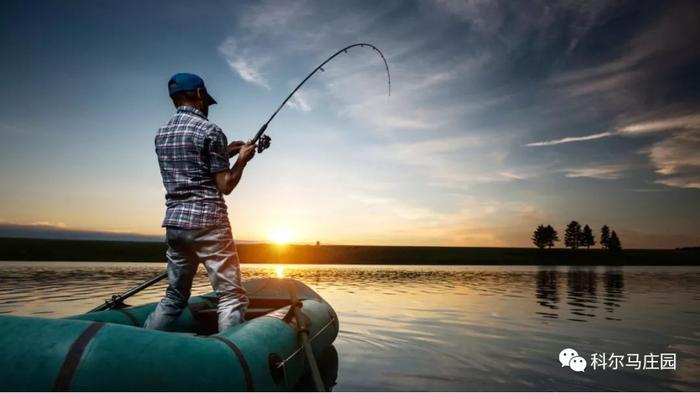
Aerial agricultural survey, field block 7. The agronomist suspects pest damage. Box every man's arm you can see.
[215,142,256,195]
[227,140,245,158]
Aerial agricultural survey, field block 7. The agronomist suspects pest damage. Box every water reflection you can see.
[535,270,559,319]
[0,262,699,391]
[567,268,598,321]
[296,346,338,392]
[604,268,625,321]
[534,267,626,322]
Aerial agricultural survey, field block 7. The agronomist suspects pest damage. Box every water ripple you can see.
[0,262,699,390]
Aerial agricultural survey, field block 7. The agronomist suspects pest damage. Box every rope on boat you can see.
[276,313,338,368]
[286,281,325,391]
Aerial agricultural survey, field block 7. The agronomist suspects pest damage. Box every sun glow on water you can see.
[275,265,285,278]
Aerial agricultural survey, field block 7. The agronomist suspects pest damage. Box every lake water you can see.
[0,262,699,391]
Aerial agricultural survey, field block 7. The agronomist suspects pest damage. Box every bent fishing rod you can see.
[90,43,391,312]
[251,42,391,153]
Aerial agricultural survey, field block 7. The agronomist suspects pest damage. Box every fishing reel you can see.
[257,134,272,153]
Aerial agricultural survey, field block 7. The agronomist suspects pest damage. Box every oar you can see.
[90,271,168,312]
[287,280,325,392]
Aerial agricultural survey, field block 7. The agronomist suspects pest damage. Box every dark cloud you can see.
[0,223,163,242]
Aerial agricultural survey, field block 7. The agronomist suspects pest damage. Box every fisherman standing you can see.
[145,73,257,332]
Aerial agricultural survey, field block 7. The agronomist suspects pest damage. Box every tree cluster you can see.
[531,222,622,251]
[599,225,622,252]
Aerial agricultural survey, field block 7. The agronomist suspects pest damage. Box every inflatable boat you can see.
[0,278,339,391]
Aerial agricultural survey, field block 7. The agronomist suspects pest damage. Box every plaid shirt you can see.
[155,106,230,228]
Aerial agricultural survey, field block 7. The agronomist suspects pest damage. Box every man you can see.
[145,73,257,332]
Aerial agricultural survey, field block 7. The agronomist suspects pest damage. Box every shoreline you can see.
[1,237,697,265]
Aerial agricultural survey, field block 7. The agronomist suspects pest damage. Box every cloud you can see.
[648,130,700,189]
[525,131,615,147]
[329,63,457,132]
[387,135,480,156]
[431,0,620,52]
[626,188,668,193]
[218,37,270,90]
[286,92,312,112]
[0,222,163,242]
[241,0,312,32]
[561,165,625,180]
[30,221,67,228]
[380,134,533,186]
[525,112,700,146]
[348,192,545,246]
[525,112,700,188]
[548,1,700,107]
[328,54,502,134]
[618,113,700,135]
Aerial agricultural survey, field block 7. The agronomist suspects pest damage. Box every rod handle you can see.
[252,123,268,144]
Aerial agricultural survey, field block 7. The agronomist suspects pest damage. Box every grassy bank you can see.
[0,237,697,265]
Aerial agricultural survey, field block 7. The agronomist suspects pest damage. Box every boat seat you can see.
[191,307,277,321]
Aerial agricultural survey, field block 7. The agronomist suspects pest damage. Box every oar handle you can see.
[287,280,325,392]
[90,271,168,313]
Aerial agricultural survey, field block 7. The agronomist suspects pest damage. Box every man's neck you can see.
[177,104,208,119]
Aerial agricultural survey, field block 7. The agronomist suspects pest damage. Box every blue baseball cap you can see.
[167,73,217,105]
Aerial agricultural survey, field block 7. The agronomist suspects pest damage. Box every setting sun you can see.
[268,227,294,245]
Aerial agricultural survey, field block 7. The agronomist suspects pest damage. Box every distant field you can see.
[0,237,697,265]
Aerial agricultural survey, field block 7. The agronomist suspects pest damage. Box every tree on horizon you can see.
[532,225,548,249]
[564,220,582,249]
[532,224,559,249]
[608,230,622,252]
[581,225,595,249]
[544,225,559,248]
[600,225,611,250]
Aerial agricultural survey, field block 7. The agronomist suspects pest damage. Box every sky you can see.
[0,0,699,248]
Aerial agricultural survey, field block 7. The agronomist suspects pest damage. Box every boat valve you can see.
[268,353,286,385]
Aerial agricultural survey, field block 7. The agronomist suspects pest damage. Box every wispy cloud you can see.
[626,188,668,193]
[286,92,312,112]
[526,112,700,187]
[548,1,699,109]
[649,130,700,189]
[387,135,480,156]
[380,134,533,186]
[561,165,625,180]
[330,64,461,132]
[241,0,312,32]
[525,112,700,147]
[218,37,270,90]
[348,191,545,246]
[525,131,615,147]
[619,113,700,135]
[30,221,67,228]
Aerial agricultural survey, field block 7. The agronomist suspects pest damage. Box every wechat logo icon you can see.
[559,348,587,372]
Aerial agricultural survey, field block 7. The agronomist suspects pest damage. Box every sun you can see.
[268,227,293,245]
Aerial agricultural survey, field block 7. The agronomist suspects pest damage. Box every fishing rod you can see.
[250,43,391,153]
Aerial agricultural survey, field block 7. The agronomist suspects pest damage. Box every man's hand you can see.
[215,141,256,195]
[227,140,245,157]
[237,141,256,163]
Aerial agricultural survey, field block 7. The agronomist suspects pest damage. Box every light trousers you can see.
[144,224,248,332]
